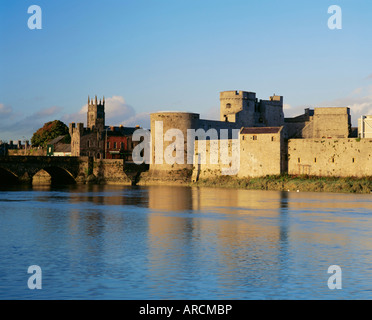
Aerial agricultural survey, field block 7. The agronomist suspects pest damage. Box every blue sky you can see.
[1,0,372,141]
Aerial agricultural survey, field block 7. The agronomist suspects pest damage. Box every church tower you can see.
[87,95,105,131]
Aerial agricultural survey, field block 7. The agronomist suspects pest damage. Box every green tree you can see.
[31,120,70,147]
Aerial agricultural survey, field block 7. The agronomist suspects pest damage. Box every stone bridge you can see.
[0,156,90,185]
[0,156,149,185]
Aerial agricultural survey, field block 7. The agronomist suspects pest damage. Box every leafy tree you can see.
[31,120,70,147]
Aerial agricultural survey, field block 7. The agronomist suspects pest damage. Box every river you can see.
[0,184,371,299]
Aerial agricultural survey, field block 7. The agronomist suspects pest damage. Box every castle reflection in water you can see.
[29,185,372,297]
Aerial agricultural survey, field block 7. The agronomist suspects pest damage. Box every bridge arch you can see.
[0,167,19,185]
[33,166,76,185]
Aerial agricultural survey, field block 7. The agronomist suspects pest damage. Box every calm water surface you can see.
[0,184,372,299]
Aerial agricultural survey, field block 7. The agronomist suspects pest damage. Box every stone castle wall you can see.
[258,98,284,127]
[192,127,285,180]
[284,107,351,139]
[312,107,350,138]
[288,138,372,177]
[193,136,372,180]
[92,159,132,184]
[191,139,236,181]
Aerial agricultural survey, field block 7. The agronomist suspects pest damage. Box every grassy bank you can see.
[190,175,372,194]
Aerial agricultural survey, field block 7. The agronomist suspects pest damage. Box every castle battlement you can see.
[69,122,85,136]
[259,97,283,106]
[219,90,284,127]
[314,107,350,115]
[220,90,256,100]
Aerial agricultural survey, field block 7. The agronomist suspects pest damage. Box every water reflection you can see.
[1,185,372,299]
[145,187,292,298]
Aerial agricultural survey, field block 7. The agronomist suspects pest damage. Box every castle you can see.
[69,90,372,181]
[147,90,372,180]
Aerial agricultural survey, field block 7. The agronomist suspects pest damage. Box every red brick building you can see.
[105,125,139,160]
[70,97,142,160]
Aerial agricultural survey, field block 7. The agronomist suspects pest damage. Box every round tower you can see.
[150,112,200,176]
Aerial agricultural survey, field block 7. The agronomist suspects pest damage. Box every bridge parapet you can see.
[0,156,148,185]
[0,156,91,184]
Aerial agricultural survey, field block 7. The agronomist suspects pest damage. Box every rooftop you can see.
[54,144,71,153]
[47,135,66,145]
[240,127,281,134]
[105,126,139,136]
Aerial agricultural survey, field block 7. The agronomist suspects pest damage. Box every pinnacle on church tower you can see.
[87,95,105,131]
